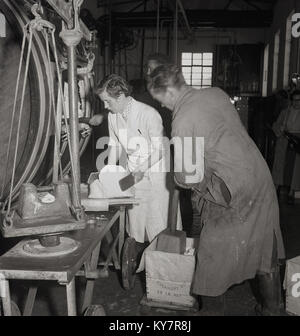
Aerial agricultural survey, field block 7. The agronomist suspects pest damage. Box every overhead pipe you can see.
[140,0,147,78]
[173,0,178,64]
[101,10,273,28]
[167,0,193,40]
[176,0,193,38]
[156,0,160,52]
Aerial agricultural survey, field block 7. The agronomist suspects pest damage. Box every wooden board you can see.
[1,214,87,238]
[82,197,138,212]
[0,215,116,283]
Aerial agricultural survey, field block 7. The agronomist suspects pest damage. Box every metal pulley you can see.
[121,237,137,290]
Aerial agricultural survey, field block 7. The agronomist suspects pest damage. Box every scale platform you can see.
[0,211,87,238]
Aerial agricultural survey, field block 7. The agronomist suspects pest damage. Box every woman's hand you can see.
[89,114,104,126]
[132,170,144,184]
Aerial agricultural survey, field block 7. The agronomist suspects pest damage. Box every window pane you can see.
[202,79,212,86]
[202,67,212,73]
[193,86,201,89]
[182,66,191,73]
[182,53,192,66]
[192,78,202,85]
[193,58,202,65]
[193,53,202,65]
[182,52,192,60]
[192,73,202,80]
[192,66,202,73]
[203,59,213,66]
[183,74,191,84]
[202,73,212,79]
[193,53,202,59]
[203,53,213,60]
[183,72,191,78]
[182,59,192,66]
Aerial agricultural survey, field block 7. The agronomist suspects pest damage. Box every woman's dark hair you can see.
[95,74,132,98]
[147,64,186,93]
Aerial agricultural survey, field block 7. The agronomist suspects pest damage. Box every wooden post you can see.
[0,278,12,316]
[119,207,126,259]
[81,241,102,314]
[66,278,77,316]
[23,286,38,316]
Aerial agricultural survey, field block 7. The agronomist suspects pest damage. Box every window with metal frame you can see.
[181,52,213,89]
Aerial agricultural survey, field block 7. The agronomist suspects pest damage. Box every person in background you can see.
[272,90,300,204]
[93,74,181,257]
[147,64,285,316]
[143,53,194,234]
[130,52,173,138]
[145,53,171,77]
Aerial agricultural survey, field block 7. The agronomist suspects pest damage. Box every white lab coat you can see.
[108,98,182,243]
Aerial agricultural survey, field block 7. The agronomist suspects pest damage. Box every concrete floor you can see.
[1,198,299,316]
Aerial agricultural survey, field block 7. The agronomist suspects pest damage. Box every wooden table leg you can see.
[66,279,77,316]
[81,241,102,314]
[102,231,120,271]
[119,206,126,259]
[23,286,38,316]
[0,278,12,316]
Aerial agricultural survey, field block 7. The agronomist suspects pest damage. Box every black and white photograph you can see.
[0,0,299,321]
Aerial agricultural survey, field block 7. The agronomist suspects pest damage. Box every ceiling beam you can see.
[99,9,273,28]
[167,0,194,38]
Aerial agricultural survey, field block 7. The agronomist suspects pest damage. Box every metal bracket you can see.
[77,52,95,76]
[59,52,95,78]
[46,0,92,41]
[30,4,56,32]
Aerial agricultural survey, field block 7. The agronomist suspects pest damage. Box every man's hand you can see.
[89,114,104,126]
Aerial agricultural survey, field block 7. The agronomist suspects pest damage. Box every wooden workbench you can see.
[0,196,138,316]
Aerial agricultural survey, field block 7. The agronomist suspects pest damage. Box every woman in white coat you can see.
[91,74,181,250]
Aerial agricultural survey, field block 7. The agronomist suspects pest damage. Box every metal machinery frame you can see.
[0,0,138,316]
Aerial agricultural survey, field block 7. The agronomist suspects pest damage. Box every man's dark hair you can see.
[147,64,186,93]
[147,53,171,65]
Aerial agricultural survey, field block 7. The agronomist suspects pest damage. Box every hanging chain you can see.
[43,29,64,182]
